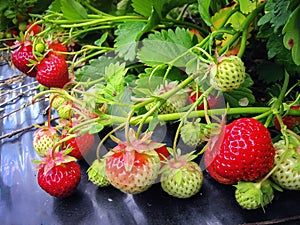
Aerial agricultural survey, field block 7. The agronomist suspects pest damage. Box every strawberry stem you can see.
[136,101,162,138]
[96,123,126,159]
[265,71,290,128]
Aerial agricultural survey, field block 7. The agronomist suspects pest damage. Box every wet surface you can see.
[1,63,300,225]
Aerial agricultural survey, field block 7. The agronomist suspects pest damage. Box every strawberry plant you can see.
[1,0,300,213]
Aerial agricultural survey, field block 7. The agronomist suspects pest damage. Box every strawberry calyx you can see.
[160,149,201,186]
[35,148,77,175]
[161,149,198,171]
[105,129,163,172]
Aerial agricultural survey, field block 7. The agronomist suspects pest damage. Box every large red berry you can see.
[36,54,69,88]
[12,43,37,77]
[205,118,275,184]
[48,42,68,59]
[274,105,300,130]
[63,133,95,160]
[37,160,81,198]
[26,22,42,36]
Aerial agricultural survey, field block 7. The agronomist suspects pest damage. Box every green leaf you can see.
[60,0,88,20]
[133,66,186,98]
[132,0,197,18]
[75,56,118,81]
[238,0,257,14]
[114,21,146,61]
[241,74,254,88]
[198,0,212,26]
[103,62,128,100]
[257,62,284,83]
[110,87,133,117]
[0,0,8,12]
[48,0,62,12]
[137,28,196,67]
[185,57,208,75]
[283,5,300,66]
[89,123,104,134]
[223,87,255,107]
[138,6,161,37]
[132,0,156,17]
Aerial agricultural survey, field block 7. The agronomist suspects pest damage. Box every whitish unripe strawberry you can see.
[180,120,203,147]
[87,159,110,187]
[160,150,203,198]
[105,129,161,194]
[271,138,300,190]
[209,55,246,92]
[234,180,274,210]
[33,127,60,157]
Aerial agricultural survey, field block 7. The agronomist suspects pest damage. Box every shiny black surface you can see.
[1,63,300,225]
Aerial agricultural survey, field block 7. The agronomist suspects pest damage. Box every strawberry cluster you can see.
[11,25,70,88]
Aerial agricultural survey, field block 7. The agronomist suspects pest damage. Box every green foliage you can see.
[60,0,88,20]
[132,0,197,18]
[75,56,118,81]
[137,27,196,67]
[198,0,212,26]
[133,66,186,98]
[238,0,258,14]
[257,0,300,77]
[114,21,146,61]
[223,75,255,107]
[283,5,300,65]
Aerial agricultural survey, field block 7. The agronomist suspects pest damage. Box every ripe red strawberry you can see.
[12,42,37,77]
[188,91,223,110]
[26,22,42,36]
[105,129,161,194]
[274,105,300,130]
[62,132,95,160]
[48,42,68,59]
[36,54,69,88]
[36,150,81,198]
[204,118,275,185]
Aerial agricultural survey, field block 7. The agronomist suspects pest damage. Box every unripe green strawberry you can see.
[209,55,246,92]
[180,120,203,147]
[271,138,300,190]
[234,180,274,210]
[87,159,110,187]
[159,94,187,114]
[57,104,73,119]
[50,93,67,110]
[145,81,187,114]
[33,126,60,157]
[161,150,203,198]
